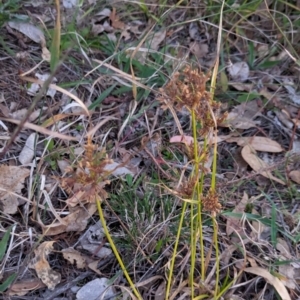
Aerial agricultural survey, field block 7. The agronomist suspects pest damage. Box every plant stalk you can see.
[96,196,142,300]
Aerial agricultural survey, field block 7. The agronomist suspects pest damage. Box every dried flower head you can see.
[202,189,222,213]
[176,176,198,198]
[159,66,226,136]
[60,138,112,206]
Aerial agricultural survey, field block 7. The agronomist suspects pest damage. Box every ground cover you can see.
[0,0,300,299]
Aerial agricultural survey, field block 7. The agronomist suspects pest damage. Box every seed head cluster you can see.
[61,137,111,204]
[159,66,223,213]
[159,66,226,136]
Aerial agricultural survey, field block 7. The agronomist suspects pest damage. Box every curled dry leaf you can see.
[38,204,97,236]
[226,136,283,153]
[62,248,88,269]
[244,267,291,300]
[8,278,46,296]
[289,170,300,184]
[29,241,61,290]
[19,133,38,165]
[241,145,285,185]
[110,7,126,30]
[0,165,30,214]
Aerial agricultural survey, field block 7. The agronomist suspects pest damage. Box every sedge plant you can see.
[60,137,142,299]
[159,66,227,299]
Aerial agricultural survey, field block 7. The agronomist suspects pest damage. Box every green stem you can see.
[165,201,187,299]
[199,137,208,280]
[190,109,198,298]
[191,109,206,288]
[211,130,219,298]
[96,197,142,300]
[213,215,219,299]
[211,129,218,190]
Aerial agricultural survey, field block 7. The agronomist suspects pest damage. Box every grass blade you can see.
[50,0,61,72]
[0,226,12,261]
[0,273,17,292]
[88,83,117,111]
[271,203,277,246]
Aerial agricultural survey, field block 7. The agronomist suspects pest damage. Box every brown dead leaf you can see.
[228,61,250,82]
[29,241,61,290]
[154,281,166,300]
[41,113,72,128]
[232,148,248,177]
[244,267,291,300]
[0,165,30,214]
[8,21,45,44]
[241,145,285,185]
[247,257,258,268]
[110,7,126,30]
[148,29,166,51]
[88,260,102,275]
[62,248,88,269]
[276,238,292,258]
[64,181,109,208]
[276,238,300,289]
[221,100,262,129]
[20,76,90,116]
[275,110,294,129]
[190,42,209,59]
[278,263,298,289]
[38,204,97,236]
[0,103,9,117]
[229,83,254,92]
[226,191,249,236]
[8,278,45,296]
[289,170,300,184]
[226,136,283,153]
[251,208,267,240]
[19,133,38,165]
[256,44,269,58]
